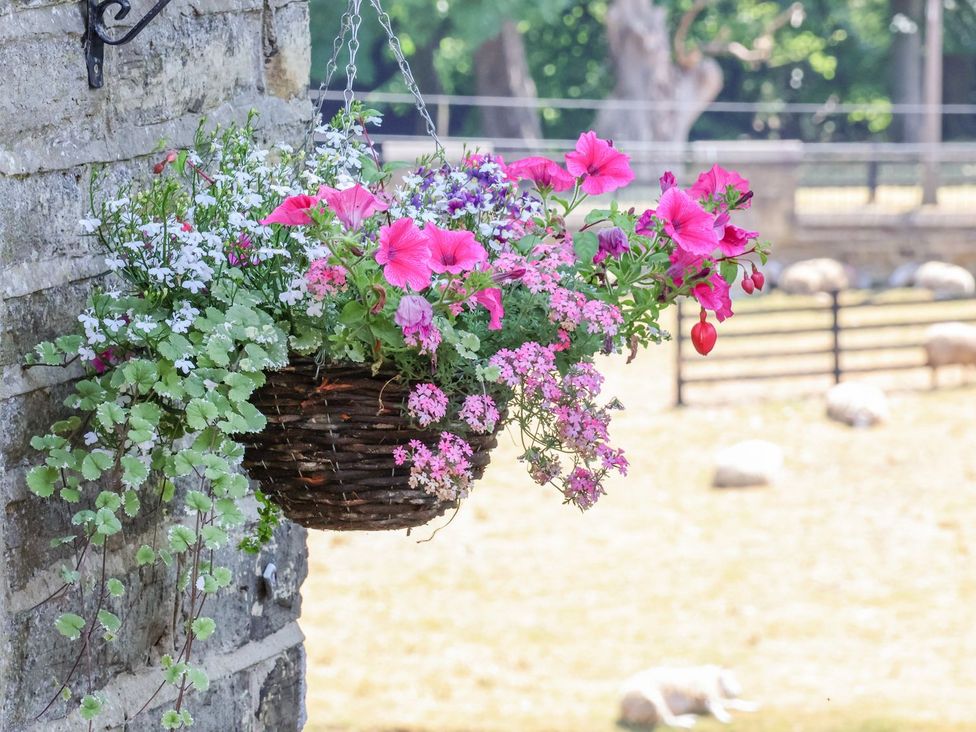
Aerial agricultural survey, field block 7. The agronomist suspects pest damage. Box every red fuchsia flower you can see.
[507,156,575,192]
[473,287,504,330]
[654,187,720,256]
[593,226,630,265]
[424,224,487,275]
[316,183,388,231]
[659,170,677,192]
[688,164,751,208]
[691,307,718,356]
[564,131,635,195]
[375,218,432,291]
[718,224,758,257]
[306,260,348,298]
[260,194,320,226]
[692,272,734,322]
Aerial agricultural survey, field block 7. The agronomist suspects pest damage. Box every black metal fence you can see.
[674,290,976,406]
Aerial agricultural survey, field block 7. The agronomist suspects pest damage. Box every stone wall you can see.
[0,2,311,730]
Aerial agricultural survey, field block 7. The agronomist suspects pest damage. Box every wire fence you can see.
[674,290,976,406]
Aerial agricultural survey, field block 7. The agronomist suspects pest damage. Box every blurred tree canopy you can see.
[309,0,976,142]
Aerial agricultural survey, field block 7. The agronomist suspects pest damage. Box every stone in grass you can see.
[826,381,889,428]
[712,439,784,488]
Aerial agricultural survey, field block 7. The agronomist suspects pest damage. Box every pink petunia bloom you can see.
[659,171,677,192]
[316,184,388,231]
[692,273,734,322]
[688,164,751,208]
[375,218,432,291]
[564,131,635,195]
[593,226,630,265]
[473,288,504,330]
[667,247,705,282]
[424,224,487,275]
[718,224,758,257]
[654,187,720,256]
[635,208,656,237]
[395,295,441,355]
[507,157,575,192]
[260,194,320,226]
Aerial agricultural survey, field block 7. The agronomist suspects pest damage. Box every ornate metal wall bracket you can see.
[84,0,175,88]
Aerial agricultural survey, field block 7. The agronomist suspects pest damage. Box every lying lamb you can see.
[618,665,758,728]
[925,322,976,387]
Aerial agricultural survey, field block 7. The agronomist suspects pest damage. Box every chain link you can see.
[343,0,363,116]
[366,0,444,153]
[304,0,356,148]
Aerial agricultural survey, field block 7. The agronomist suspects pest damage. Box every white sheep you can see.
[913,261,976,297]
[924,322,976,387]
[778,258,851,295]
[618,665,759,728]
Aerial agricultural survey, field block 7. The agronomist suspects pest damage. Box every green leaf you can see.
[168,525,196,553]
[130,402,162,426]
[186,667,210,692]
[223,373,256,403]
[123,489,141,517]
[173,449,203,477]
[34,341,61,365]
[186,399,219,430]
[60,566,80,584]
[369,319,402,347]
[201,525,227,550]
[55,612,86,640]
[27,466,59,497]
[212,566,232,588]
[186,490,212,513]
[206,334,233,367]
[96,402,125,430]
[81,451,114,481]
[135,544,156,566]
[97,609,121,633]
[720,260,739,285]
[95,508,122,536]
[120,456,149,488]
[95,491,121,511]
[339,300,367,325]
[161,479,176,502]
[573,231,599,264]
[234,401,266,433]
[107,578,125,597]
[190,616,216,640]
[163,662,187,685]
[122,359,159,394]
[161,709,182,729]
[159,548,174,568]
[79,694,103,721]
[214,498,245,526]
[55,334,83,354]
[61,485,81,502]
[199,574,219,593]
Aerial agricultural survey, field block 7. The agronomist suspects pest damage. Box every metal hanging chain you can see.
[343,0,364,116]
[303,0,356,148]
[366,0,444,152]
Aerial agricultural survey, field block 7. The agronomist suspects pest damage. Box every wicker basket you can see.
[242,358,503,531]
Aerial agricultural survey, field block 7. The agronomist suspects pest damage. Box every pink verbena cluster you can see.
[407,383,449,427]
[458,394,500,434]
[306,260,348,298]
[393,432,474,501]
[489,343,627,510]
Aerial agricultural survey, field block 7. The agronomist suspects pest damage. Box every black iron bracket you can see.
[83,0,175,88]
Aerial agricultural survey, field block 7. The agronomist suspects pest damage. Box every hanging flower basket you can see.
[243,359,504,531]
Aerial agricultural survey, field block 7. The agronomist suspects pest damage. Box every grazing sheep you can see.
[913,261,976,297]
[778,258,851,295]
[826,381,889,428]
[618,665,758,728]
[924,322,976,387]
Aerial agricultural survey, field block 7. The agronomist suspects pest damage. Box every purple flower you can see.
[394,295,433,329]
[593,226,630,265]
[660,171,677,192]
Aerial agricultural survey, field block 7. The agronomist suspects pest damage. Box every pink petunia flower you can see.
[593,226,630,265]
[654,187,720,256]
[688,164,751,208]
[507,157,575,192]
[395,295,441,356]
[375,218,432,291]
[564,131,635,195]
[260,194,320,226]
[316,184,388,231]
[718,224,758,257]
[424,224,487,275]
[692,272,734,322]
[659,171,677,192]
[473,288,504,330]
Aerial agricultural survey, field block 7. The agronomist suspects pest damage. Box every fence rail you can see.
[674,290,976,406]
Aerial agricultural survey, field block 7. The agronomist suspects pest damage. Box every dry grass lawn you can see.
[300,307,976,732]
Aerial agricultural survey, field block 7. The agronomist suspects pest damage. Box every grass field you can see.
[299,304,976,732]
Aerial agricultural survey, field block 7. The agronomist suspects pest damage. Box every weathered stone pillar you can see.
[0,2,311,729]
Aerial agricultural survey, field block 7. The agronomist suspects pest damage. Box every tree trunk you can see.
[474,20,543,142]
[596,0,722,149]
[890,0,923,142]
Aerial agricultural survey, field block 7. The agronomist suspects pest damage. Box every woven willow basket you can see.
[242,358,503,531]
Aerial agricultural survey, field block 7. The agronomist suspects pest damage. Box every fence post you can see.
[831,289,842,384]
[675,298,685,407]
